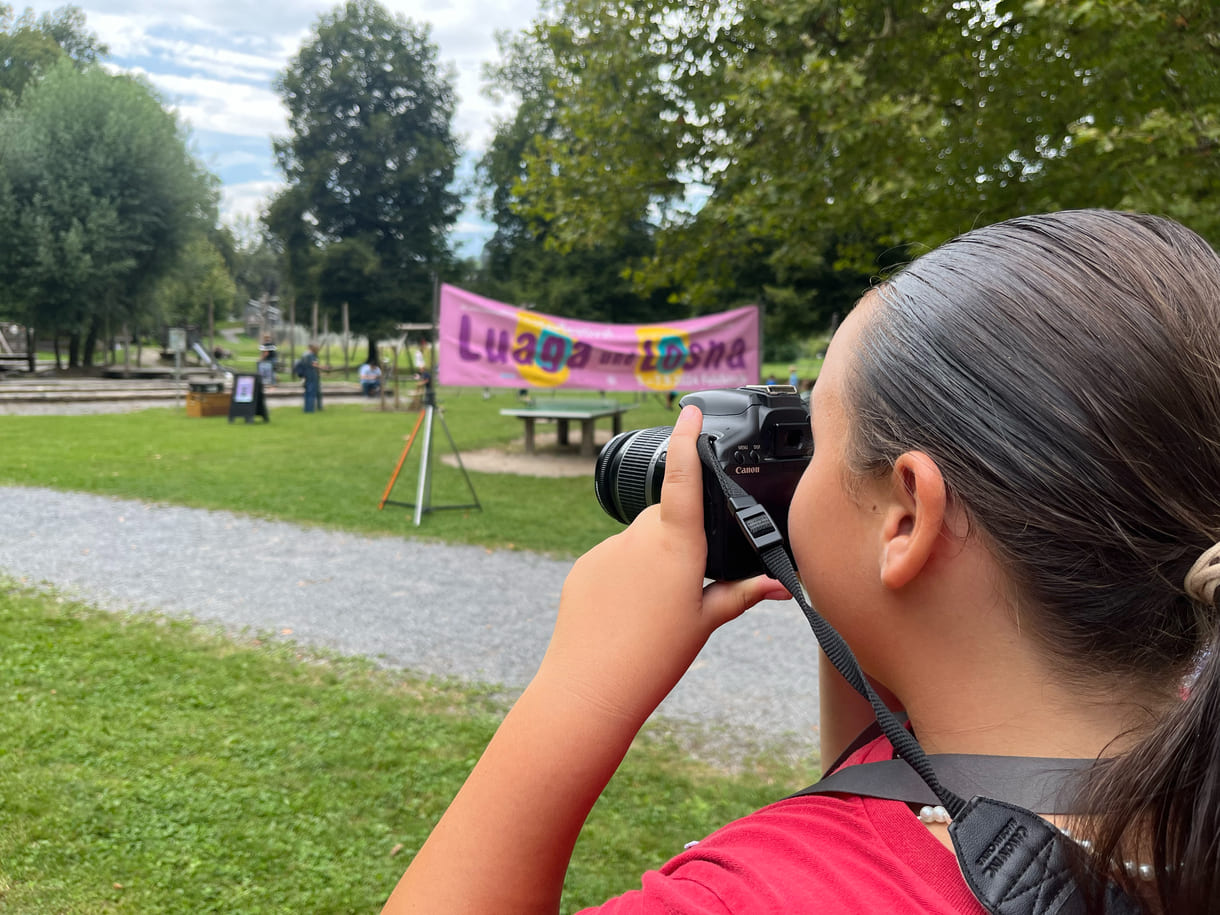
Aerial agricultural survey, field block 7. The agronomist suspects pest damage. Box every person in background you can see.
[413,338,429,378]
[257,345,277,389]
[296,342,323,413]
[359,359,382,397]
[259,334,277,367]
[788,364,799,387]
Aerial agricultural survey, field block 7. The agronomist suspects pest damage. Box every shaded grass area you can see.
[0,389,684,557]
[0,582,817,914]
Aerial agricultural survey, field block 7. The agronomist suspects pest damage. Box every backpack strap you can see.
[792,752,1095,815]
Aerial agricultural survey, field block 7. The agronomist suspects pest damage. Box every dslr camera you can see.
[594,385,813,580]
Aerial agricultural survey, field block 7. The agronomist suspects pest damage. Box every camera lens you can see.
[594,426,673,524]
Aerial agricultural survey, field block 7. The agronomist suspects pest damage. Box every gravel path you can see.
[0,484,823,766]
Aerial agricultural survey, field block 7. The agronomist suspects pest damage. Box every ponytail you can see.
[1074,635,1220,912]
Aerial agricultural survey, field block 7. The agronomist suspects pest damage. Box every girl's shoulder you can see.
[582,736,986,915]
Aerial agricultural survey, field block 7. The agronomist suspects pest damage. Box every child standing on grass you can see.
[296,343,322,413]
[385,210,1220,914]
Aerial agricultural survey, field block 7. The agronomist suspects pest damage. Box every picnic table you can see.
[500,398,639,457]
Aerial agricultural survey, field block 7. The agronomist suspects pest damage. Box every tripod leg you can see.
[435,407,482,510]
[378,408,427,510]
[413,405,435,526]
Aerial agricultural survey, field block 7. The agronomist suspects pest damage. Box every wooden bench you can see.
[500,399,639,457]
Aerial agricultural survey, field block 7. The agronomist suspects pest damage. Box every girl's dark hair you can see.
[846,209,1220,912]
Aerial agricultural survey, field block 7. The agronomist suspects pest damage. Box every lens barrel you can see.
[593,426,672,524]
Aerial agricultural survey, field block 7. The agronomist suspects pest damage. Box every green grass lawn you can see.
[0,385,824,912]
[0,389,689,557]
[0,583,816,914]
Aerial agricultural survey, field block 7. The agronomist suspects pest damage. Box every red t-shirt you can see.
[579,734,987,914]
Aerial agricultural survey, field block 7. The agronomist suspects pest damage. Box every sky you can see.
[19,0,543,255]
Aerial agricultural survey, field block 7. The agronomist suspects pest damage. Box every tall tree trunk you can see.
[67,331,78,369]
[28,327,37,373]
[83,322,99,368]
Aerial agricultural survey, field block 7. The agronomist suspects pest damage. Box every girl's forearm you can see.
[383,674,645,914]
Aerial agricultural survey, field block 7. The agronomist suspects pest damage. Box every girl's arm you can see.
[383,405,789,914]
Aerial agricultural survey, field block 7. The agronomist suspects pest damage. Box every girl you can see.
[385,210,1220,913]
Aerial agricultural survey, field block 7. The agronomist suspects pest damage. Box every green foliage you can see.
[270,0,461,335]
[0,4,105,107]
[228,224,284,312]
[154,233,238,328]
[472,30,684,324]
[0,583,814,912]
[0,54,217,364]
[474,1,882,334]
[0,8,59,106]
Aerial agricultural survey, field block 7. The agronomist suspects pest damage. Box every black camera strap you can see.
[696,433,1142,915]
[795,730,1092,814]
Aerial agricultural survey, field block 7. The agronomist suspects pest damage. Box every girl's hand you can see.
[538,404,791,726]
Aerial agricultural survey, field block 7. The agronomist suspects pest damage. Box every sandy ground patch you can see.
[440,429,617,478]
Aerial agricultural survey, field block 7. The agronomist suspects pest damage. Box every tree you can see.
[270,0,461,362]
[0,58,216,366]
[155,233,238,344]
[479,0,875,337]
[228,221,284,315]
[485,0,1220,342]
[0,4,107,107]
[473,27,676,324]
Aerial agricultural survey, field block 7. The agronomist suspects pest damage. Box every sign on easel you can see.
[228,374,270,423]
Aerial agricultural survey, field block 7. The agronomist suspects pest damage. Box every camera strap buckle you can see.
[727,496,786,554]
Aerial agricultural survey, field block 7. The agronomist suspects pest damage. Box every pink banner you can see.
[436,285,760,393]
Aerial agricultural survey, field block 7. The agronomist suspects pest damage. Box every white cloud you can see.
[138,70,287,138]
[141,35,283,84]
[220,179,283,225]
[208,148,270,171]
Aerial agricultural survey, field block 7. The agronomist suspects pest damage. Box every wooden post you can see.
[375,341,385,409]
[342,303,350,378]
[208,294,215,362]
[289,299,297,368]
[323,313,330,367]
[392,341,401,410]
[311,300,318,340]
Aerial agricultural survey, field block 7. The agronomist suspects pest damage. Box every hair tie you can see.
[1184,542,1220,605]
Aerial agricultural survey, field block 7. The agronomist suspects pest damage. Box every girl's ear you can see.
[879,451,948,590]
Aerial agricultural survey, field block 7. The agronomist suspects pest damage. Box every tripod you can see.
[377,380,481,526]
